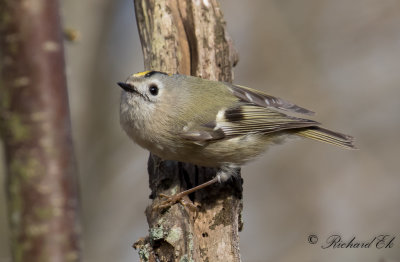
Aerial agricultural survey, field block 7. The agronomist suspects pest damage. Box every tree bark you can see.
[0,1,81,261]
[133,0,241,261]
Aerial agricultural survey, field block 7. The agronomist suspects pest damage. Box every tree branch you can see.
[0,1,81,261]
[133,0,241,261]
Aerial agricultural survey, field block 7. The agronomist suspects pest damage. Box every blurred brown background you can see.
[1,0,400,261]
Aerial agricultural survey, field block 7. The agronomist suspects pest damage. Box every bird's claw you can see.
[155,193,197,212]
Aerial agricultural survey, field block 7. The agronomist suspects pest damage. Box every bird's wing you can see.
[228,84,315,115]
[180,103,319,142]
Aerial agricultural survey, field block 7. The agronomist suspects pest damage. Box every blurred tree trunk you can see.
[0,1,81,262]
[133,0,242,261]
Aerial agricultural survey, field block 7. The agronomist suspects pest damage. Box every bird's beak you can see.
[117,82,138,94]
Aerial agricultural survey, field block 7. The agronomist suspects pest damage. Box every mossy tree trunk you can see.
[0,1,81,261]
[133,0,242,261]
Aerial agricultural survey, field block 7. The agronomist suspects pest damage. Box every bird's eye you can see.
[149,84,159,96]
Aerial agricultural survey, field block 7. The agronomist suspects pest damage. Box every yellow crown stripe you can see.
[133,70,153,77]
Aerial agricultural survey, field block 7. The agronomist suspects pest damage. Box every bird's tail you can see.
[296,126,356,149]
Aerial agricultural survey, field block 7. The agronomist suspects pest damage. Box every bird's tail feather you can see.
[296,127,356,149]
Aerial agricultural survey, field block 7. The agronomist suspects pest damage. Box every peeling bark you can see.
[0,0,81,261]
[133,0,241,261]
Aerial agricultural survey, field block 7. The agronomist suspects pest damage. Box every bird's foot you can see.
[154,192,197,212]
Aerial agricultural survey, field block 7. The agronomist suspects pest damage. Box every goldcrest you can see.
[118,71,355,207]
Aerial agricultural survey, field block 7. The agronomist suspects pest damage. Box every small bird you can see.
[118,71,355,208]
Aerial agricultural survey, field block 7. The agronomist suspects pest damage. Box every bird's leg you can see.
[156,176,219,210]
[154,165,236,210]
